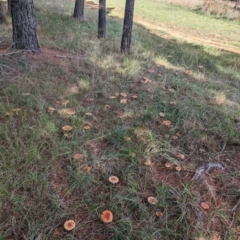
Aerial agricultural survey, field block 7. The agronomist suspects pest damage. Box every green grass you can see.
[0,0,240,239]
[92,0,240,53]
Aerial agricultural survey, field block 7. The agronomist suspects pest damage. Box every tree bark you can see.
[121,0,135,53]
[98,0,106,38]
[0,2,7,23]
[73,0,84,19]
[11,0,40,52]
[7,0,10,13]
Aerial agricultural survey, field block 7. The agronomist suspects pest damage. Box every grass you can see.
[0,0,240,239]
[91,0,240,53]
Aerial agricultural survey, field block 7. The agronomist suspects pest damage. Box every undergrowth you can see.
[0,0,240,239]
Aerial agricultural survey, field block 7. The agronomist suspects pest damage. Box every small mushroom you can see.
[66,109,76,115]
[124,136,131,142]
[177,153,185,160]
[62,125,73,132]
[185,70,192,75]
[159,112,165,117]
[162,120,172,126]
[104,105,111,110]
[142,77,152,84]
[120,99,127,104]
[131,94,138,100]
[120,92,127,98]
[13,108,21,115]
[201,202,209,210]
[144,159,152,166]
[73,153,82,160]
[155,211,163,218]
[83,121,92,130]
[84,125,91,130]
[64,219,75,231]
[6,112,13,116]
[62,99,69,106]
[100,210,113,223]
[83,166,91,172]
[165,162,172,168]
[148,196,158,205]
[168,88,175,93]
[48,107,56,113]
[108,176,119,184]
[175,165,181,172]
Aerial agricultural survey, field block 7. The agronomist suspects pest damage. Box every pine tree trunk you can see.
[11,0,40,52]
[7,0,10,13]
[98,0,106,38]
[73,0,84,20]
[0,2,7,23]
[121,0,135,53]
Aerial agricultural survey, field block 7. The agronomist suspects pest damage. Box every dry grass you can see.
[158,0,204,8]
[158,0,240,19]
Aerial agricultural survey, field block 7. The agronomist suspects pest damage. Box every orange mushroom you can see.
[66,109,76,115]
[120,92,127,98]
[120,99,127,104]
[201,202,210,210]
[177,153,185,160]
[144,159,152,166]
[73,153,82,160]
[108,176,119,184]
[165,162,172,168]
[48,107,56,113]
[131,94,138,100]
[13,108,21,115]
[62,125,73,132]
[62,99,69,106]
[159,112,165,117]
[175,166,181,172]
[104,105,111,110]
[147,197,158,205]
[155,211,163,218]
[64,219,75,231]
[100,210,113,223]
[6,112,13,116]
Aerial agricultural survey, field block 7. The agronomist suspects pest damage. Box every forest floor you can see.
[0,0,240,239]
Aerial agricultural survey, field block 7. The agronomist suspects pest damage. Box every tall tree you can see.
[73,0,84,20]
[7,0,10,13]
[11,0,40,51]
[121,0,135,52]
[0,1,7,23]
[98,0,106,38]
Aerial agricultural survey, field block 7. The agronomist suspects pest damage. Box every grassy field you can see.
[0,0,240,239]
